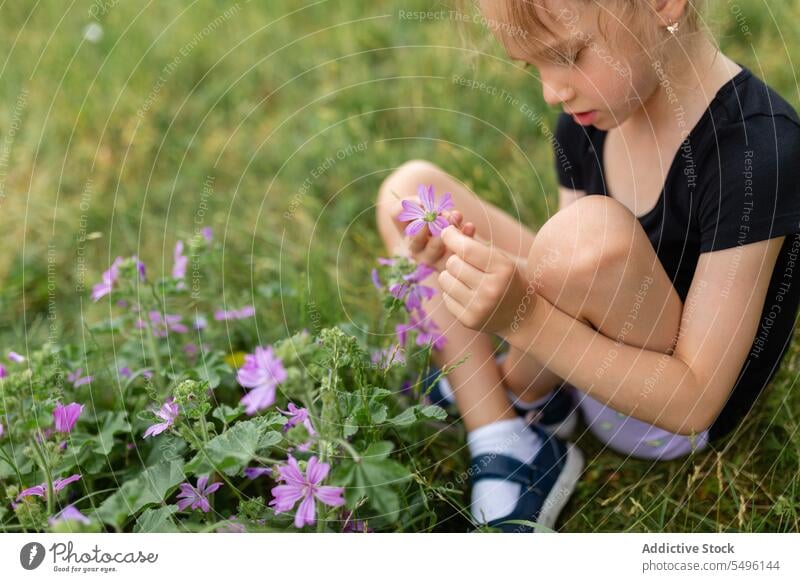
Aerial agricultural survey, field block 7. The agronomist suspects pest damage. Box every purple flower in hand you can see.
[236,346,287,415]
[397,184,455,238]
[48,505,91,527]
[269,455,345,528]
[176,475,222,513]
[53,402,83,434]
[143,397,179,438]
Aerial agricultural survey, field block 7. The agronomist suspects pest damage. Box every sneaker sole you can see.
[536,442,585,531]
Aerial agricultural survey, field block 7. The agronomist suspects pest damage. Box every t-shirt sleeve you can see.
[553,111,587,191]
[697,115,800,253]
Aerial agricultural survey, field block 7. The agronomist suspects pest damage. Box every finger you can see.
[424,229,446,258]
[441,290,467,320]
[447,210,463,227]
[408,223,431,253]
[437,270,472,305]
[444,254,484,290]
[441,225,492,271]
[462,222,476,238]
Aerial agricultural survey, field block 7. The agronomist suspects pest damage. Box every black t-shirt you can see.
[553,63,800,443]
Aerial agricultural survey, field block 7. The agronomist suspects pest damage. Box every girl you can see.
[375,0,800,532]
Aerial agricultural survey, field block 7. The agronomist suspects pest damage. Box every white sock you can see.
[467,417,542,524]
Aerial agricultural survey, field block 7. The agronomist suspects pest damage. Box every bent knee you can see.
[526,195,637,291]
[377,159,442,206]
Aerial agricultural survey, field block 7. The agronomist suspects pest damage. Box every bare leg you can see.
[376,160,530,431]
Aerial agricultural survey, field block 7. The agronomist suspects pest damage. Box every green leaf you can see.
[95,460,186,527]
[212,404,243,424]
[134,505,179,532]
[184,414,285,476]
[332,441,410,523]
[387,404,446,427]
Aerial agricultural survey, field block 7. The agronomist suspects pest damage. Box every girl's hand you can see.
[438,225,533,335]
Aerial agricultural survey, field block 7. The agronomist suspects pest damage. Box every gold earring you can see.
[667,21,679,35]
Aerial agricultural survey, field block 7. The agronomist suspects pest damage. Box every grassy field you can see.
[1,0,799,532]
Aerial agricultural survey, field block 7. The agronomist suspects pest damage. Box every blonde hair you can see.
[461,0,711,80]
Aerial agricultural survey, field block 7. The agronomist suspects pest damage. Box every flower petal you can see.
[315,485,346,508]
[418,184,435,211]
[404,219,426,237]
[294,493,316,528]
[428,216,450,237]
[269,484,305,513]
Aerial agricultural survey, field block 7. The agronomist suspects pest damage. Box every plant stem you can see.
[30,437,54,516]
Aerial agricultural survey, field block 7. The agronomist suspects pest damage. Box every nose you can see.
[540,70,575,106]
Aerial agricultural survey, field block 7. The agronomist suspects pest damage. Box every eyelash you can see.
[523,47,585,70]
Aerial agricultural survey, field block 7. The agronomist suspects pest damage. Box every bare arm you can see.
[499,237,785,436]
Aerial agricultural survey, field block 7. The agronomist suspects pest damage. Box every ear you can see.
[654,0,689,28]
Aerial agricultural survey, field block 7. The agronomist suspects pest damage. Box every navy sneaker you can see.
[420,352,579,439]
[470,423,585,532]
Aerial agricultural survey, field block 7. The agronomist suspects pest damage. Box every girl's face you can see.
[479,0,663,130]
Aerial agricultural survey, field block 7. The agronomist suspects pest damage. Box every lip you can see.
[569,110,598,126]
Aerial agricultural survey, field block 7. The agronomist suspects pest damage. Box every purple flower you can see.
[172,240,188,282]
[389,263,437,311]
[0,364,7,378]
[91,256,146,302]
[143,397,179,438]
[118,366,132,378]
[371,344,407,368]
[341,510,373,533]
[67,368,92,388]
[139,310,189,337]
[217,515,246,533]
[214,305,255,321]
[91,256,123,301]
[278,403,316,452]
[48,505,91,526]
[16,474,82,501]
[269,455,345,528]
[0,423,4,438]
[243,466,272,480]
[396,184,455,238]
[396,309,447,350]
[202,227,213,243]
[371,268,383,290]
[8,351,25,363]
[236,346,287,415]
[193,314,208,330]
[53,402,83,434]
[175,475,222,512]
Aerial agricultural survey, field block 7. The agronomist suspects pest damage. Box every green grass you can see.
[1,0,799,532]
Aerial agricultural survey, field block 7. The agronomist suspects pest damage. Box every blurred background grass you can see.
[0,0,798,531]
